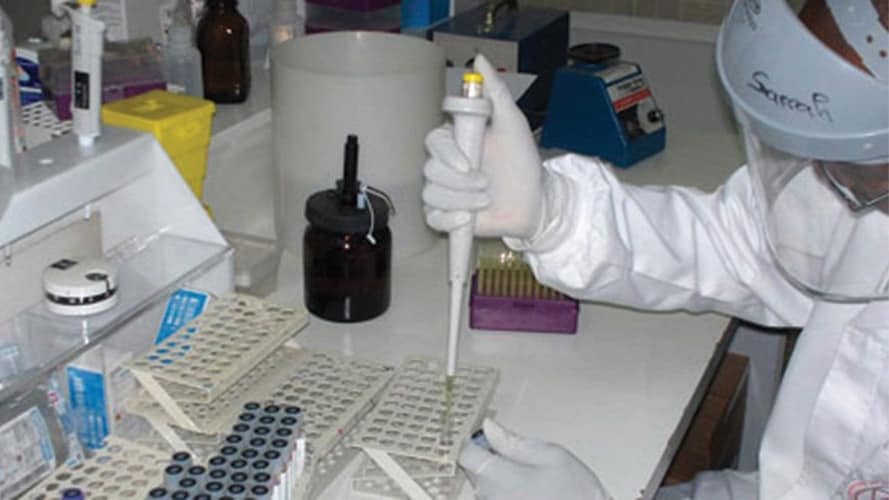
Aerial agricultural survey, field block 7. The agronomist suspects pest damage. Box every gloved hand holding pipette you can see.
[424,56,611,499]
[427,55,547,408]
[423,55,545,240]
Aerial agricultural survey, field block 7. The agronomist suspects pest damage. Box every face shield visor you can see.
[717,0,889,302]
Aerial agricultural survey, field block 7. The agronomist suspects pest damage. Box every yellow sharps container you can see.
[102,90,216,200]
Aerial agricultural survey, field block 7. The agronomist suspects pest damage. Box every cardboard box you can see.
[664,353,749,485]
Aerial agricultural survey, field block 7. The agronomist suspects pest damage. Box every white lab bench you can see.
[203,14,751,500]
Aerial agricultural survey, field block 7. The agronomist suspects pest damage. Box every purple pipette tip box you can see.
[306,0,400,11]
[468,274,579,334]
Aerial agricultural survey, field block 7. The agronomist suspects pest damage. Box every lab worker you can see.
[422,0,889,498]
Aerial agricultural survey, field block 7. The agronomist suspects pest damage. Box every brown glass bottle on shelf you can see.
[197,0,250,103]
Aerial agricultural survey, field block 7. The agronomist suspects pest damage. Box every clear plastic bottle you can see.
[163,22,204,97]
[197,0,250,103]
[270,0,304,46]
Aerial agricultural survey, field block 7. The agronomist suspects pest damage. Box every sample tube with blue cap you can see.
[171,451,192,466]
[227,483,248,498]
[186,465,206,489]
[164,464,185,490]
[250,484,272,500]
[205,481,225,495]
[177,476,198,492]
[208,468,227,482]
[147,487,169,499]
[62,488,84,500]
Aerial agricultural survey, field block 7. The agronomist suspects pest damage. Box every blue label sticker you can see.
[155,289,210,344]
[66,366,108,450]
[28,408,55,462]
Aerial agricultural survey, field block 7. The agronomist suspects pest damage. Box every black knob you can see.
[647,109,664,123]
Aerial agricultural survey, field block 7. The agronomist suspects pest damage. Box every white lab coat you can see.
[506,155,889,499]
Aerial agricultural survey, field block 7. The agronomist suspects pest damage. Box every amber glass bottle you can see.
[303,136,392,323]
[197,0,250,103]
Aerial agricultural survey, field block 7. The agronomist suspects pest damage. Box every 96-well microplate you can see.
[24,438,168,500]
[353,358,498,468]
[127,294,308,403]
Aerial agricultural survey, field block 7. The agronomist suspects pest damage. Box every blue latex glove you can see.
[459,419,612,500]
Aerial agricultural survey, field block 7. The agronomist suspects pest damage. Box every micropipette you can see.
[0,6,23,171]
[55,0,105,147]
[441,72,492,439]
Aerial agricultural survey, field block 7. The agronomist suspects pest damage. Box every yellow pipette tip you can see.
[462,72,484,84]
[78,0,97,6]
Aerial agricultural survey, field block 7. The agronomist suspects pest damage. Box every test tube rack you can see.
[350,410,496,500]
[261,350,394,458]
[127,347,394,453]
[353,358,498,469]
[129,415,225,463]
[126,346,302,434]
[127,294,308,404]
[352,454,467,500]
[23,437,169,500]
[298,430,362,499]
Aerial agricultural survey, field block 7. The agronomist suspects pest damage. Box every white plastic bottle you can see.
[163,22,204,97]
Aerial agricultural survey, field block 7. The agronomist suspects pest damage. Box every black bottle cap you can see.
[305,189,389,234]
[305,135,390,234]
[568,43,621,65]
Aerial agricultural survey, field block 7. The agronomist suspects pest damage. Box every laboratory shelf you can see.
[0,233,231,404]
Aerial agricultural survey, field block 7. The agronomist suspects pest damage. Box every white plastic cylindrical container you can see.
[271,32,445,260]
